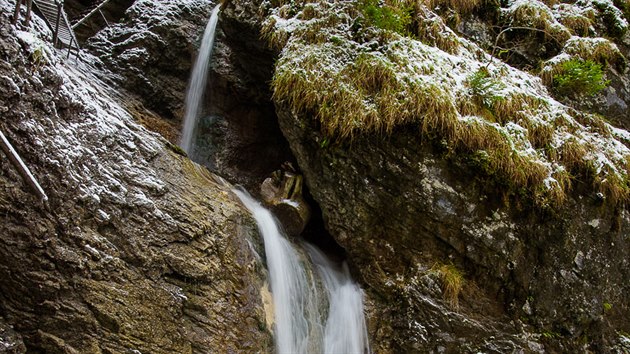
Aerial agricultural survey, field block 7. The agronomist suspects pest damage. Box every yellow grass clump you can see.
[415,11,461,54]
[431,263,465,309]
[264,0,630,207]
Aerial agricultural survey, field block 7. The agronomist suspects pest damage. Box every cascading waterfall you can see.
[179,4,221,155]
[304,243,370,354]
[184,6,370,353]
[235,189,370,353]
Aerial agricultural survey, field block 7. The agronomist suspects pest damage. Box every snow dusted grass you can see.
[263,0,630,206]
[501,0,572,45]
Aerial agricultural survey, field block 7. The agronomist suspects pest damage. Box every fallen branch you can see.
[0,130,48,202]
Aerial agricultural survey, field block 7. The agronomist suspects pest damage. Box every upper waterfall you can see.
[180,4,221,155]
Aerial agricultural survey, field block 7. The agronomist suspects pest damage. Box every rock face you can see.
[88,0,213,122]
[276,103,630,352]
[260,166,311,237]
[0,6,271,353]
[219,0,630,351]
[89,0,294,190]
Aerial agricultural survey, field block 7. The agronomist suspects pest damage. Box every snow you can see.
[5,4,186,223]
[265,0,630,195]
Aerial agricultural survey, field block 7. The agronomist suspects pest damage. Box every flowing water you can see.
[234,189,370,354]
[304,244,370,354]
[179,4,221,155]
[185,7,370,353]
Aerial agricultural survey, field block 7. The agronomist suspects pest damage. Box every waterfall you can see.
[180,4,221,155]
[304,243,371,354]
[234,189,370,354]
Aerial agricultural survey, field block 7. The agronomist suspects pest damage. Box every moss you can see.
[166,142,188,157]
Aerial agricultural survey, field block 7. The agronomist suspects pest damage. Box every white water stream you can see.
[235,190,370,354]
[183,7,370,353]
[180,4,221,154]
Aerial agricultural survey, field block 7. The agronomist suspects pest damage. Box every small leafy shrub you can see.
[467,68,505,109]
[356,0,413,34]
[552,59,609,96]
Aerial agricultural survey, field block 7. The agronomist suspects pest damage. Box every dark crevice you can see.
[196,9,349,263]
[301,187,348,263]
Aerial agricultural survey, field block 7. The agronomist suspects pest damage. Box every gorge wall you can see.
[0,2,271,352]
[1,0,630,352]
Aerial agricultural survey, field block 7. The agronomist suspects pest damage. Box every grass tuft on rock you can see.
[264,0,630,206]
[432,263,465,309]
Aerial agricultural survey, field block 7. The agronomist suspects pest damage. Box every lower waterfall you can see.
[234,189,370,354]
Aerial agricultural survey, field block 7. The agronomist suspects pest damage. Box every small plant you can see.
[30,45,47,71]
[552,59,609,97]
[431,263,465,309]
[541,330,562,339]
[356,0,413,34]
[603,302,613,312]
[467,68,505,109]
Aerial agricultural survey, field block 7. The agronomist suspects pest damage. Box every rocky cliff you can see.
[2,0,630,352]
[0,2,271,352]
[238,0,630,352]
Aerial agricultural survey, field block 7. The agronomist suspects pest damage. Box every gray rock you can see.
[0,6,271,352]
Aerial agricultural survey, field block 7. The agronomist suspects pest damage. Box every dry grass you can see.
[265,0,630,206]
[523,120,554,149]
[261,17,291,50]
[596,168,630,205]
[555,5,592,36]
[415,11,461,54]
[432,263,465,309]
[420,0,481,14]
[490,92,547,125]
[563,38,625,66]
[504,1,572,45]
[557,137,588,171]
[574,113,612,137]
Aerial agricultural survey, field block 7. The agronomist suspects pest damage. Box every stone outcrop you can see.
[0,5,271,352]
[260,164,311,237]
[277,103,630,352]
[88,0,293,190]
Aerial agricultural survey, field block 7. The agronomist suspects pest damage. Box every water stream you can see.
[184,7,370,353]
[180,4,221,155]
[235,190,370,353]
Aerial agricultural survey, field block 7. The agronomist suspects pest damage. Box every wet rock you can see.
[275,103,629,352]
[87,0,293,190]
[0,319,25,353]
[0,6,271,353]
[260,164,311,237]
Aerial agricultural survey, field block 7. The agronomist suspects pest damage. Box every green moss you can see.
[355,0,413,34]
[166,142,188,157]
[552,59,609,97]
